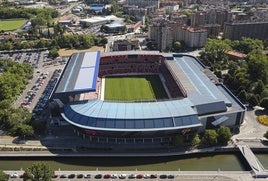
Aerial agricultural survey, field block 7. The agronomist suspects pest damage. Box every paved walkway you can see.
[237,143,268,178]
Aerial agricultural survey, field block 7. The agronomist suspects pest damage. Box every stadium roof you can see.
[62,99,201,131]
[55,51,100,93]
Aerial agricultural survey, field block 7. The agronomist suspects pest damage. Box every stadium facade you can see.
[52,51,246,146]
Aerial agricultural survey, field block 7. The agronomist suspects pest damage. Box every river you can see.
[2,153,266,171]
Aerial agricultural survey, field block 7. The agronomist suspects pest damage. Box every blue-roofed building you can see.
[89,4,105,12]
[52,51,246,148]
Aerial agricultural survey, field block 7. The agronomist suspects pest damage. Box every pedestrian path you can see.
[237,143,268,178]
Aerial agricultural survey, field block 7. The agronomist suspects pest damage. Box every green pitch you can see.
[0,19,26,31]
[104,75,168,101]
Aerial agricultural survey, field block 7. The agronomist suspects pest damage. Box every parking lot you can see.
[0,49,67,117]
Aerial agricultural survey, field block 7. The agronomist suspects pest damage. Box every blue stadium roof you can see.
[55,51,100,93]
[62,99,201,131]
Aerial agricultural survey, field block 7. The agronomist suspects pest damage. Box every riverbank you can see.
[0,137,267,157]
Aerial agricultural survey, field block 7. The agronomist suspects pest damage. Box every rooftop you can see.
[55,51,100,93]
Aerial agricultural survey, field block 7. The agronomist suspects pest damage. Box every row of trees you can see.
[200,38,268,109]
[173,126,232,148]
[0,59,35,138]
[0,33,107,52]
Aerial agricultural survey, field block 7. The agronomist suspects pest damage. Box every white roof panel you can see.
[74,67,95,91]
[82,52,98,67]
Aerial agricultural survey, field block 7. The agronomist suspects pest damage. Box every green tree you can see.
[24,162,53,181]
[11,124,34,138]
[260,98,268,110]
[247,50,268,84]
[173,41,182,52]
[48,48,59,59]
[203,129,218,145]
[217,126,232,145]
[248,94,259,107]
[191,134,201,147]
[0,170,9,181]
[234,37,263,54]
[254,80,265,95]
[200,39,231,66]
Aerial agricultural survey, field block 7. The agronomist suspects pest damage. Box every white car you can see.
[111,174,118,179]
[144,174,150,179]
[119,174,126,179]
[10,173,19,178]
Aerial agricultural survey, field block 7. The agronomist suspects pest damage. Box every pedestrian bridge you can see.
[238,144,268,178]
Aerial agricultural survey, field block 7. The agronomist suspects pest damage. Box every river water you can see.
[2,153,267,171]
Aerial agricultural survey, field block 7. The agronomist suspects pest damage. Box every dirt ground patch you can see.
[58,46,105,56]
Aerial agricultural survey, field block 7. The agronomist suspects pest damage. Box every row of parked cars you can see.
[55,173,175,179]
[21,72,48,108]
[33,69,62,115]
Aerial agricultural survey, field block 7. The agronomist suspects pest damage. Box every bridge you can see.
[238,143,268,178]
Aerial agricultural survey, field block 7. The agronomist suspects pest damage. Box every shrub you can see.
[257,115,268,126]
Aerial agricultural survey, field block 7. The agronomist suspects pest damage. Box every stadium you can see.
[52,51,246,146]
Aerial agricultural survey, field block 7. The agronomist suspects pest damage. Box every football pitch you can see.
[104,75,168,101]
[0,19,26,31]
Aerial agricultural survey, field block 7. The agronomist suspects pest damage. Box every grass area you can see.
[0,19,26,31]
[58,46,105,56]
[104,75,168,101]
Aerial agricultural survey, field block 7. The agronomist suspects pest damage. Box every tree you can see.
[200,39,231,66]
[191,134,201,147]
[247,50,268,84]
[254,80,265,95]
[11,124,34,138]
[48,48,59,59]
[234,37,263,54]
[24,162,53,181]
[260,98,268,110]
[248,94,259,107]
[217,126,232,145]
[173,41,182,52]
[264,130,268,139]
[203,129,218,145]
[0,170,9,181]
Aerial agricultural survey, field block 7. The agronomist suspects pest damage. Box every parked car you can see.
[144,174,150,179]
[95,174,102,179]
[77,174,84,178]
[119,174,127,179]
[104,174,111,179]
[84,174,91,178]
[136,174,144,179]
[168,174,174,179]
[60,174,67,178]
[160,174,167,179]
[128,174,136,179]
[111,174,118,179]
[150,174,158,178]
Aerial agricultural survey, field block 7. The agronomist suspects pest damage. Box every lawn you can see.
[58,46,105,56]
[0,19,26,31]
[104,75,168,101]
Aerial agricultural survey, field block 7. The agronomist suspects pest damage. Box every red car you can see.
[104,174,111,179]
[136,174,144,179]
